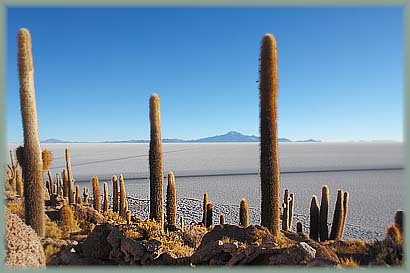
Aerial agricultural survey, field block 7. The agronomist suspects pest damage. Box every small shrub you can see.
[43,244,60,259]
[45,221,63,239]
[7,201,24,220]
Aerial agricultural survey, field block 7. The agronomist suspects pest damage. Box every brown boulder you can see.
[81,224,113,259]
[73,205,105,224]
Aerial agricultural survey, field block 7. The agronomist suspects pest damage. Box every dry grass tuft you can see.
[45,221,63,239]
[7,201,24,220]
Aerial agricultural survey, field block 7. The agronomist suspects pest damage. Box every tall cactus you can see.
[62,169,69,198]
[103,182,109,213]
[65,148,75,204]
[339,191,349,239]
[166,171,177,230]
[47,169,53,193]
[309,195,320,241]
[330,190,344,240]
[149,93,164,228]
[91,176,101,212]
[119,174,126,217]
[75,185,82,205]
[15,168,23,197]
[112,175,119,213]
[202,192,208,225]
[259,33,281,237]
[288,193,294,230]
[18,28,45,237]
[319,185,330,242]
[206,202,213,228]
[282,189,289,231]
[240,198,249,227]
[56,173,62,196]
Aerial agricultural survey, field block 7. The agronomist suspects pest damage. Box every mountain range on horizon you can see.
[40,131,321,144]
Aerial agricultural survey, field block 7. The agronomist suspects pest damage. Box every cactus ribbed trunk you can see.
[206,202,213,228]
[282,189,289,231]
[62,169,69,198]
[339,191,349,239]
[259,33,280,237]
[240,198,249,227]
[112,175,119,213]
[47,169,53,192]
[103,182,109,213]
[18,28,45,237]
[149,93,164,228]
[309,195,320,241]
[16,168,24,196]
[119,174,126,217]
[288,193,294,230]
[202,192,208,225]
[330,190,344,240]
[319,185,330,242]
[92,176,101,212]
[166,171,177,230]
[65,148,75,204]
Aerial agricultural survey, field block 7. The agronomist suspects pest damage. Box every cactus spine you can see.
[259,33,280,237]
[330,190,344,240]
[339,191,349,239]
[65,148,75,204]
[18,28,45,237]
[91,176,101,212]
[206,202,213,228]
[319,185,330,242]
[288,193,294,230]
[282,189,289,231]
[149,93,164,228]
[112,175,119,213]
[103,182,109,213]
[309,195,320,241]
[119,174,126,217]
[202,192,208,225]
[239,198,249,227]
[166,171,177,230]
[220,214,225,225]
[296,221,304,234]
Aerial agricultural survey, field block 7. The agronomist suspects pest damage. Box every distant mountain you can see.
[41,132,321,143]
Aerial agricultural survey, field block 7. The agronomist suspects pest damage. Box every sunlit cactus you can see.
[282,189,289,231]
[74,185,81,205]
[119,174,126,217]
[126,210,131,225]
[149,93,164,228]
[47,169,53,191]
[46,180,51,196]
[62,168,69,199]
[18,28,45,237]
[166,171,177,230]
[259,33,281,237]
[220,214,225,225]
[15,168,23,197]
[83,186,89,204]
[240,198,249,227]
[56,173,62,196]
[309,195,320,241]
[60,203,76,234]
[52,184,57,195]
[103,182,109,213]
[206,202,213,228]
[202,192,208,225]
[180,216,185,229]
[42,149,52,172]
[319,185,330,242]
[339,191,349,239]
[330,190,344,240]
[91,176,101,212]
[65,148,75,204]
[288,193,294,230]
[386,224,402,244]
[112,175,119,213]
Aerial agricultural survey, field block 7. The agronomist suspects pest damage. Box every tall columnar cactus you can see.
[282,189,289,231]
[65,148,75,204]
[62,169,69,199]
[330,190,344,240]
[103,182,109,213]
[52,184,57,195]
[296,221,304,234]
[47,169,53,191]
[42,149,52,171]
[206,202,213,228]
[319,185,330,242]
[259,33,281,237]
[112,175,119,213]
[339,191,349,239]
[18,28,45,237]
[288,193,294,230]
[166,171,177,230]
[83,187,89,204]
[56,173,62,196]
[46,180,51,196]
[91,176,101,212]
[149,93,164,228]
[240,198,249,227]
[309,195,320,241]
[220,214,225,225]
[119,174,126,217]
[202,192,208,225]
[15,168,23,197]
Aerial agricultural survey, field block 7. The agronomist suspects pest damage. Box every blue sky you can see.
[6,7,403,143]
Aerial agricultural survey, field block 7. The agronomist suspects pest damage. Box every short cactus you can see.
[112,175,119,213]
[166,171,177,230]
[42,149,52,171]
[75,185,81,204]
[52,184,57,195]
[220,214,225,225]
[15,168,23,196]
[206,202,213,228]
[91,176,101,212]
[103,182,109,213]
[330,190,344,240]
[180,216,184,229]
[202,192,208,225]
[288,193,294,230]
[119,174,126,217]
[149,93,164,228]
[259,33,281,237]
[309,195,320,241]
[83,187,89,204]
[319,185,330,242]
[282,189,289,231]
[126,210,131,225]
[296,221,304,234]
[18,28,45,237]
[395,210,404,233]
[240,198,249,227]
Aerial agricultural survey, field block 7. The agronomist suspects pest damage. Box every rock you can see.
[73,205,105,224]
[299,242,316,260]
[145,239,161,252]
[227,252,246,265]
[120,237,146,262]
[150,252,178,265]
[46,194,65,208]
[191,240,225,264]
[48,248,113,265]
[209,252,232,265]
[81,224,113,259]
[5,209,46,267]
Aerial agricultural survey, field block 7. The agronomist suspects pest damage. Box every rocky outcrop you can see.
[73,205,105,224]
[5,208,46,267]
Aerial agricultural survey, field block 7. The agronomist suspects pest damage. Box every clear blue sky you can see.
[6,7,403,143]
